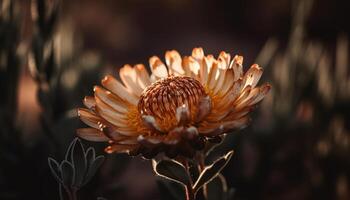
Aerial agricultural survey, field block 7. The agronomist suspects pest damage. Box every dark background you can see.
[1,0,350,199]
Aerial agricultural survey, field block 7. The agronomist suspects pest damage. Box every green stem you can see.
[181,158,195,200]
[71,188,78,200]
[185,183,195,200]
[197,153,208,199]
[197,152,205,173]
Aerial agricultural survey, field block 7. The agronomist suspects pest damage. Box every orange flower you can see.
[77,48,271,158]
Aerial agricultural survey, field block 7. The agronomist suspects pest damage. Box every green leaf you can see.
[206,174,227,200]
[83,155,105,185]
[71,138,87,188]
[193,151,234,192]
[65,138,76,161]
[156,179,185,200]
[152,159,190,186]
[48,157,62,183]
[60,160,75,187]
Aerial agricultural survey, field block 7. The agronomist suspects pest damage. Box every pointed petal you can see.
[249,83,271,105]
[219,69,235,96]
[149,56,168,79]
[101,75,138,105]
[83,96,96,109]
[218,51,231,68]
[165,50,184,75]
[243,64,263,88]
[94,96,129,128]
[222,117,250,130]
[207,62,219,89]
[134,64,151,88]
[213,68,226,94]
[77,128,109,142]
[105,144,138,154]
[230,55,243,81]
[120,64,144,96]
[195,96,212,122]
[192,47,205,61]
[77,108,103,129]
[94,86,128,113]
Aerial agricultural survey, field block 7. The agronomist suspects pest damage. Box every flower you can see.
[77,47,271,158]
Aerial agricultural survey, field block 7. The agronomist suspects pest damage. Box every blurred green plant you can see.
[28,0,61,148]
[48,138,105,200]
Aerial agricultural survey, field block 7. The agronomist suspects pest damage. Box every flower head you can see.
[77,48,271,158]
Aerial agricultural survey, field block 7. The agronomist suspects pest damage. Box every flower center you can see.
[138,76,206,131]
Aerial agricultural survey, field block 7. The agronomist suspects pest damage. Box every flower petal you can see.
[77,128,109,142]
[120,64,144,96]
[149,56,168,79]
[105,144,138,154]
[192,47,205,61]
[218,51,231,68]
[101,75,138,105]
[94,96,130,128]
[134,64,151,88]
[242,64,263,89]
[230,55,243,81]
[94,86,128,113]
[77,108,103,129]
[165,50,184,75]
[195,96,212,122]
[83,96,96,109]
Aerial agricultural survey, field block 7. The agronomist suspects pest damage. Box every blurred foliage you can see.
[0,0,349,199]
[226,0,350,200]
[0,0,129,199]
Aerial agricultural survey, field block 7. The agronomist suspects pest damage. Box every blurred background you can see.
[1,0,350,199]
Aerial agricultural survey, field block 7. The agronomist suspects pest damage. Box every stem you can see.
[197,153,208,199]
[180,158,195,200]
[71,188,77,200]
[185,183,195,200]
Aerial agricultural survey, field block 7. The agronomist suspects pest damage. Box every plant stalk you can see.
[185,183,195,200]
[181,158,195,200]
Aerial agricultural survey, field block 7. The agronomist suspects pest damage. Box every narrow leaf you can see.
[71,138,87,187]
[85,147,96,166]
[156,179,185,200]
[48,157,62,183]
[65,138,77,161]
[83,155,105,185]
[193,151,234,192]
[60,160,75,187]
[206,174,227,200]
[152,159,190,186]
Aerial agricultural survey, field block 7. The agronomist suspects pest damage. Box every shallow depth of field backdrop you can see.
[1,0,350,200]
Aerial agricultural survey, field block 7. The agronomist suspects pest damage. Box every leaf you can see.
[152,159,190,186]
[85,147,96,166]
[48,157,62,183]
[206,174,227,200]
[65,138,76,161]
[193,151,234,192]
[83,155,105,186]
[156,179,185,200]
[60,160,75,187]
[71,138,87,187]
